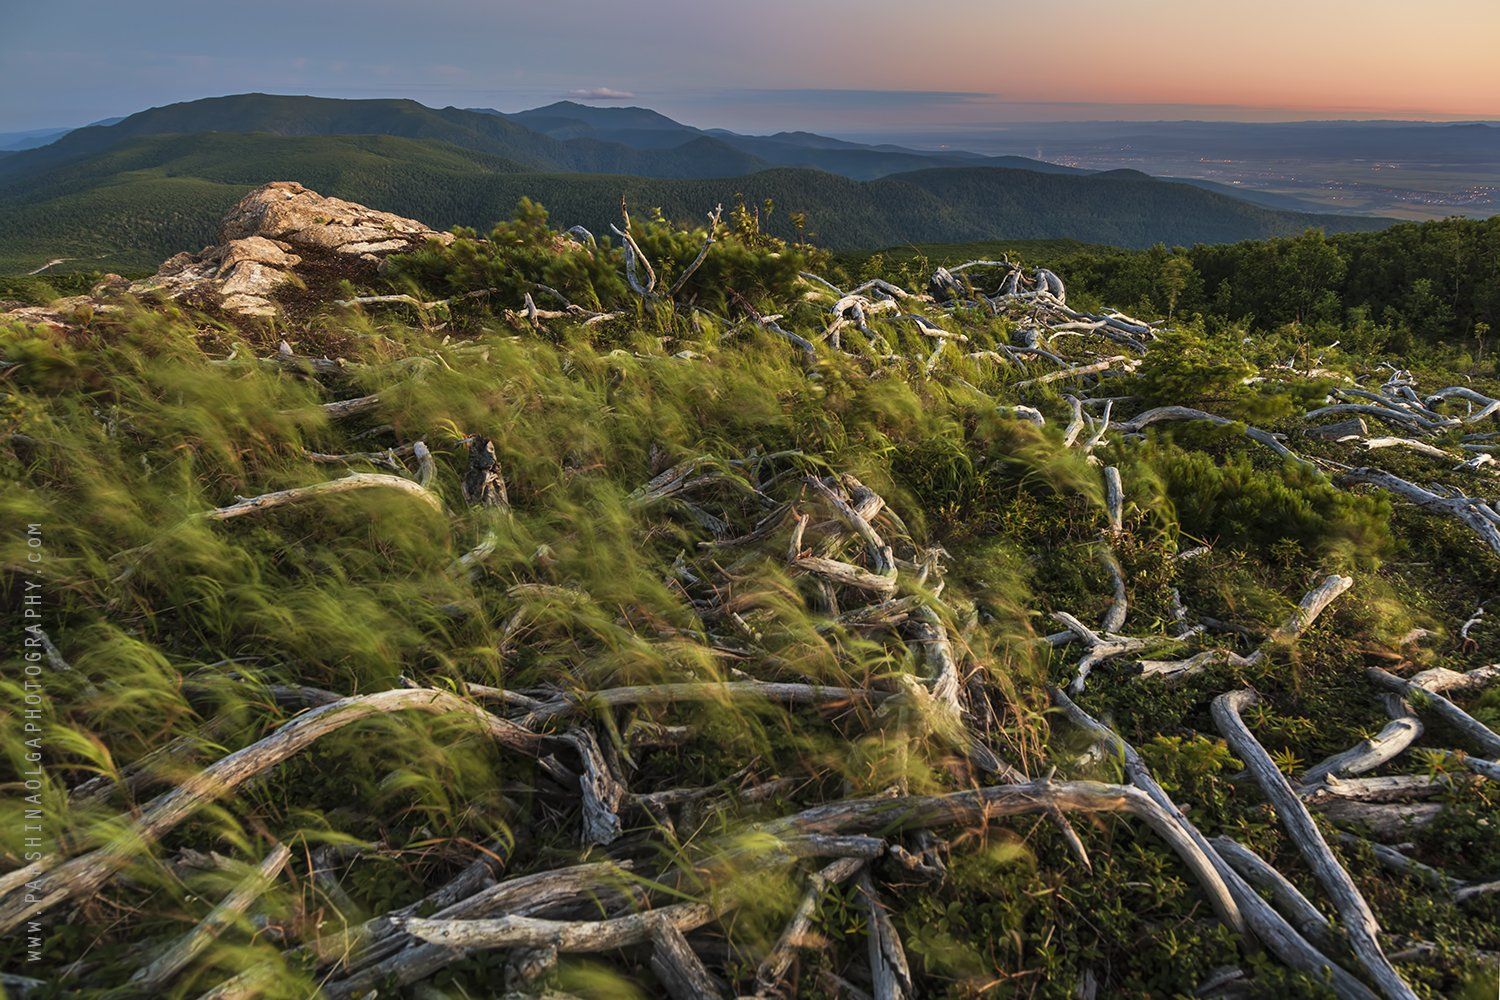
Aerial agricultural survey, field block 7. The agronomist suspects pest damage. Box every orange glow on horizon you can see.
[815,0,1500,120]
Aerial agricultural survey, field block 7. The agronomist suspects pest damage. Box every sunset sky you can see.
[3,0,1498,132]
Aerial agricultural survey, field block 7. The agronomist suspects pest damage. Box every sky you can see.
[3,0,1499,133]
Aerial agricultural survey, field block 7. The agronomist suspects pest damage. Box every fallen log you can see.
[1333,834,1458,894]
[518,680,890,728]
[311,861,638,1000]
[1303,774,1448,804]
[1314,799,1444,839]
[1052,690,1374,997]
[1362,437,1453,460]
[334,288,500,311]
[1116,406,1307,465]
[311,392,384,421]
[398,900,717,952]
[1208,837,1335,950]
[756,777,1245,949]
[1424,386,1500,423]
[1299,695,1423,787]
[652,920,724,1000]
[1339,468,1500,558]
[1306,403,1453,436]
[1213,689,1417,1000]
[792,554,898,596]
[1012,355,1136,388]
[1406,664,1500,695]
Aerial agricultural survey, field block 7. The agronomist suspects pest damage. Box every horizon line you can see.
[6,88,1500,134]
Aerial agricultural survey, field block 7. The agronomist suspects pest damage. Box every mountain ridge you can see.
[0,94,1395,274]
[0,93,1082,187]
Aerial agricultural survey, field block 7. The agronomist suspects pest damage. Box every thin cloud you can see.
[723,89,995,107]
[566,87,635,101]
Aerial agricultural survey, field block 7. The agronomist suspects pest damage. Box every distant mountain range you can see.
[0,95,1083,184]
[0,93,1392,274]
[0,117,123,152]
[849,119,1500,220]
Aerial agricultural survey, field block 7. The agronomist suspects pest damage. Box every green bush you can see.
[1135,440,1390,564]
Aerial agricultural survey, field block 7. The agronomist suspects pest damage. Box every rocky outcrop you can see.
[132,235,305,318]
[5,182,454,324]
[138,182,455,317]
[221,182,453,257]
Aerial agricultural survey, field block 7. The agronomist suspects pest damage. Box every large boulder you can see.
[4,183,456,328]
[5,182,455,326]
[130,182,454,317]
[219,182,454,259]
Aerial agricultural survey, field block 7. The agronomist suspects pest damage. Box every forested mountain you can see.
[0,94,770,183]
[0,123,1387,273]
[0,93,1072,188]
[503,99,1083,179]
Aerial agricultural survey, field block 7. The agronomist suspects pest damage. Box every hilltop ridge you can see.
[0,96,1391,275]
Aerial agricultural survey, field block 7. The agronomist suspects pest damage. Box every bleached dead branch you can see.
[1116,406,1306,465]
[1299,695,1423,787]
[204,473,445,520]
[1213,690,1417,1000]
[0,690,538,932]
[129,843,293,989]
[1367,667,1500,756]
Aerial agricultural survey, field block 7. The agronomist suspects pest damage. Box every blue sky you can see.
[3,0,1497,132]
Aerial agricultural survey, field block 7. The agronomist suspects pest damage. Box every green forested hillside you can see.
[0,131,1387,273]
[0,93,771,184]
[508,99,1087,180]
[0,133,531,272]
[1,92,1084,189]
[865,217,1500,344]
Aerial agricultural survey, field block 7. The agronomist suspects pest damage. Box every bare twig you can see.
[130,843,292,988]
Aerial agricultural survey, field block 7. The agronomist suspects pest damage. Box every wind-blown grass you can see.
[1,206,1497,998]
